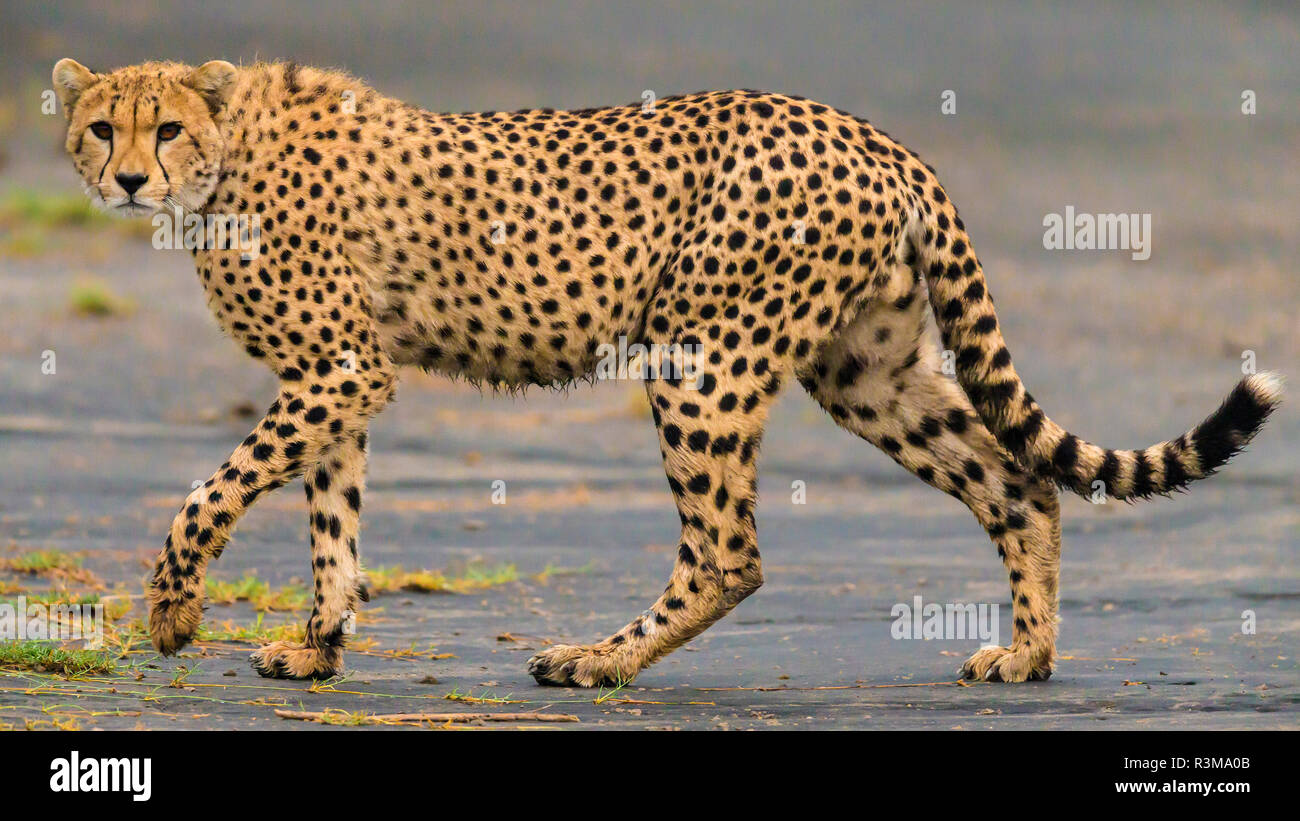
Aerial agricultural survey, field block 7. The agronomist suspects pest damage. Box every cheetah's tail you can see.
[912,207,1282,502]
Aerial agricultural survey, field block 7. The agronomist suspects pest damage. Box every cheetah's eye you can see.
[157,122,182,141]
[89,121,113,140]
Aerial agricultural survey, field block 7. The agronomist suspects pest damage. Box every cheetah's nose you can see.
[115,173,148,196]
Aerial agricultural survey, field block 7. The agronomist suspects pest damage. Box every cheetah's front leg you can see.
[149,356,394,657]
[251,431,369,679]
[148,390,339,654]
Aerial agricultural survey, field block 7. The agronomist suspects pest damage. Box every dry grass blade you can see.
[274,708,578,724]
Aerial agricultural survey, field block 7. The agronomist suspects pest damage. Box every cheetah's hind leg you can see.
[528,333,777,686]
[801,279,1060,682]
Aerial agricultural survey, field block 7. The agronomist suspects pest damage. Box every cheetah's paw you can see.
[148,590,204,656]
[960,645,1052,682]
[250,641,342,680]
[527,644,635,688]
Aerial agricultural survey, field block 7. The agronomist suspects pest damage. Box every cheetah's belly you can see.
[373,287,644,388]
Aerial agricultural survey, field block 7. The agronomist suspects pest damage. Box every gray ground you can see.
[0,1,1297,729]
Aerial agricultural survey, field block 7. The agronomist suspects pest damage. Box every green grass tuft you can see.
[0,640,116,676]
[4,549,82,574]
[206,574,309,612]
[366,561,518,594]
[68,279,133,317]
[0,188,107,228]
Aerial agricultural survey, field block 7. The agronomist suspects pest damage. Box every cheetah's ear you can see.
[184,60,239,114]
[52,58,98,116]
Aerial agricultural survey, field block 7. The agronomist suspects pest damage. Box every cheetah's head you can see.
[53,58,238,216]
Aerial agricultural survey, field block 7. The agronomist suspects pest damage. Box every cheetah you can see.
[53,57,1281,686]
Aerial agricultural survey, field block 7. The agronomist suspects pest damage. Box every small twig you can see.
[697,679,961,692]
[274,708,578,724]
[1058,655,1137,662]
[603,698,716,706]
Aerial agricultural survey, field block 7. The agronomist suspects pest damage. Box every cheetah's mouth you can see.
[106,191,171,217]
[114,200,155,217]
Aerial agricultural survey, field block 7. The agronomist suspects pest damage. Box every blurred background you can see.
[0,1,1295,724]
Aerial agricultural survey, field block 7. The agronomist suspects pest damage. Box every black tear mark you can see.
[155,138,171,184]
[96,132,114,183]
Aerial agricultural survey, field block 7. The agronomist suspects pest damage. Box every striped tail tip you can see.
[1191,370,1283,477]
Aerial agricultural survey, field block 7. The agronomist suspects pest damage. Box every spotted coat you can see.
[53,58,1282,684]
